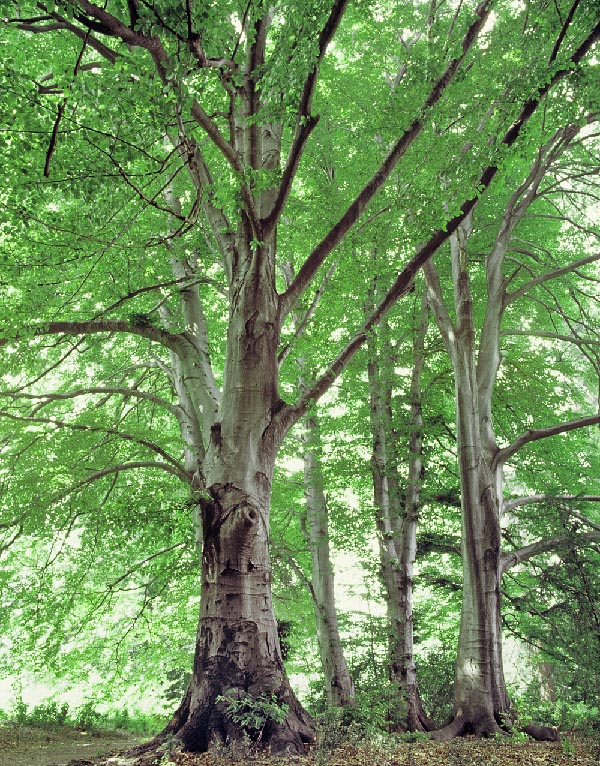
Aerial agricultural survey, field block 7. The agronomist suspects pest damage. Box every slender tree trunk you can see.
[301,411,355,707]
[424,123,585,736]
[367,296,432,732]
[449,353,509,735]
[284,253,355,708]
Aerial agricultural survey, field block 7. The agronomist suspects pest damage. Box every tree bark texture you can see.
[284,255,355,709]
[162,240,314,751]
[425,219,510,738]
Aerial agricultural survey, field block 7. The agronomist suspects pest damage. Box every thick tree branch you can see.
[494,414,600,468]
[500,531,600,576]
[505,253,600,304]
[278,0,494,321]
[0,320,185,354]
[280,13,600,325]
[264,0,350,232]
[188,102,259,235]
[75,0,166,55]
[12,11,118,63]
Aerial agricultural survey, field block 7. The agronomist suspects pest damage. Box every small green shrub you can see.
[32,700,70,726]
[8,696,69,728]
[11,696,29,725]
[217,690,289,742]
[511,677,600,737]
[394,730,431,743]
[314,707,367,766]
[74,700,101,730]
[561,737,576,756]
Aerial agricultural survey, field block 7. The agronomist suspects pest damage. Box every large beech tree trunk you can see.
[449,344,509,735]
[162,244,313,752]
[425,219,510,738]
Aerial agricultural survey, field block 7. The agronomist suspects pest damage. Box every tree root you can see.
[430,712,508,741]
[430,710,561,742]
[521,723,560,741]
[430,714,468,741]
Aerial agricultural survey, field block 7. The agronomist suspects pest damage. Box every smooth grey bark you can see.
[424,209,532,736]
[425,123,600,739]
[282,258,355,709]
[367,293,433,731]
[301,410,356,707]
[162,230,315,751]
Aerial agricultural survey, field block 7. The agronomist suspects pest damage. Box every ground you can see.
[0,724,144,766]
[1,726,599,766]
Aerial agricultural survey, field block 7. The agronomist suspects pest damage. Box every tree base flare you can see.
[149,685,315,755]
[431,712,561,742]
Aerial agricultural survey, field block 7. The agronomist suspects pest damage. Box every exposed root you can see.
[522,723,561,741]
[430,714,467,741]
[431,711,509,741]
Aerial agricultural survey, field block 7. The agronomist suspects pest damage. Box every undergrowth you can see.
[0,694,167,735]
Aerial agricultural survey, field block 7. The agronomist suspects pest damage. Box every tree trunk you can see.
[302,411,355,708]
[367,298,433,732]
[447,373,509,736]
[280,258,355,708]
[161,247,313,752]
[426,221,510,738]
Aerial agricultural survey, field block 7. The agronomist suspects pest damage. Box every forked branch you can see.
[275,14,600,433]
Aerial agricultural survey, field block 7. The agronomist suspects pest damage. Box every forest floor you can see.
[1,726,599,766]
[0,723,144,766]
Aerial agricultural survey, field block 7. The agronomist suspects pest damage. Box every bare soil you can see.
[0,724,145,766]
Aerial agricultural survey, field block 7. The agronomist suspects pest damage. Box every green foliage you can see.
[314,706,372,759]
[416,649,456,727]
[395,730,431,743]
[74,700,101,730]
[216,690,289,742]
[1,690,166,736]
[9,696,69,728]
[561,737,576,756]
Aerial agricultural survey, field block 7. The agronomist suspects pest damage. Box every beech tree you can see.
[424,116,600,738]
[2,0,600,753]
[367,285,434,731]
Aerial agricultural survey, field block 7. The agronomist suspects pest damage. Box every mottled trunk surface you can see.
[167,483,313,751]
[162,249,313,752]
[426,225,510,739]
[442,383,509,737]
